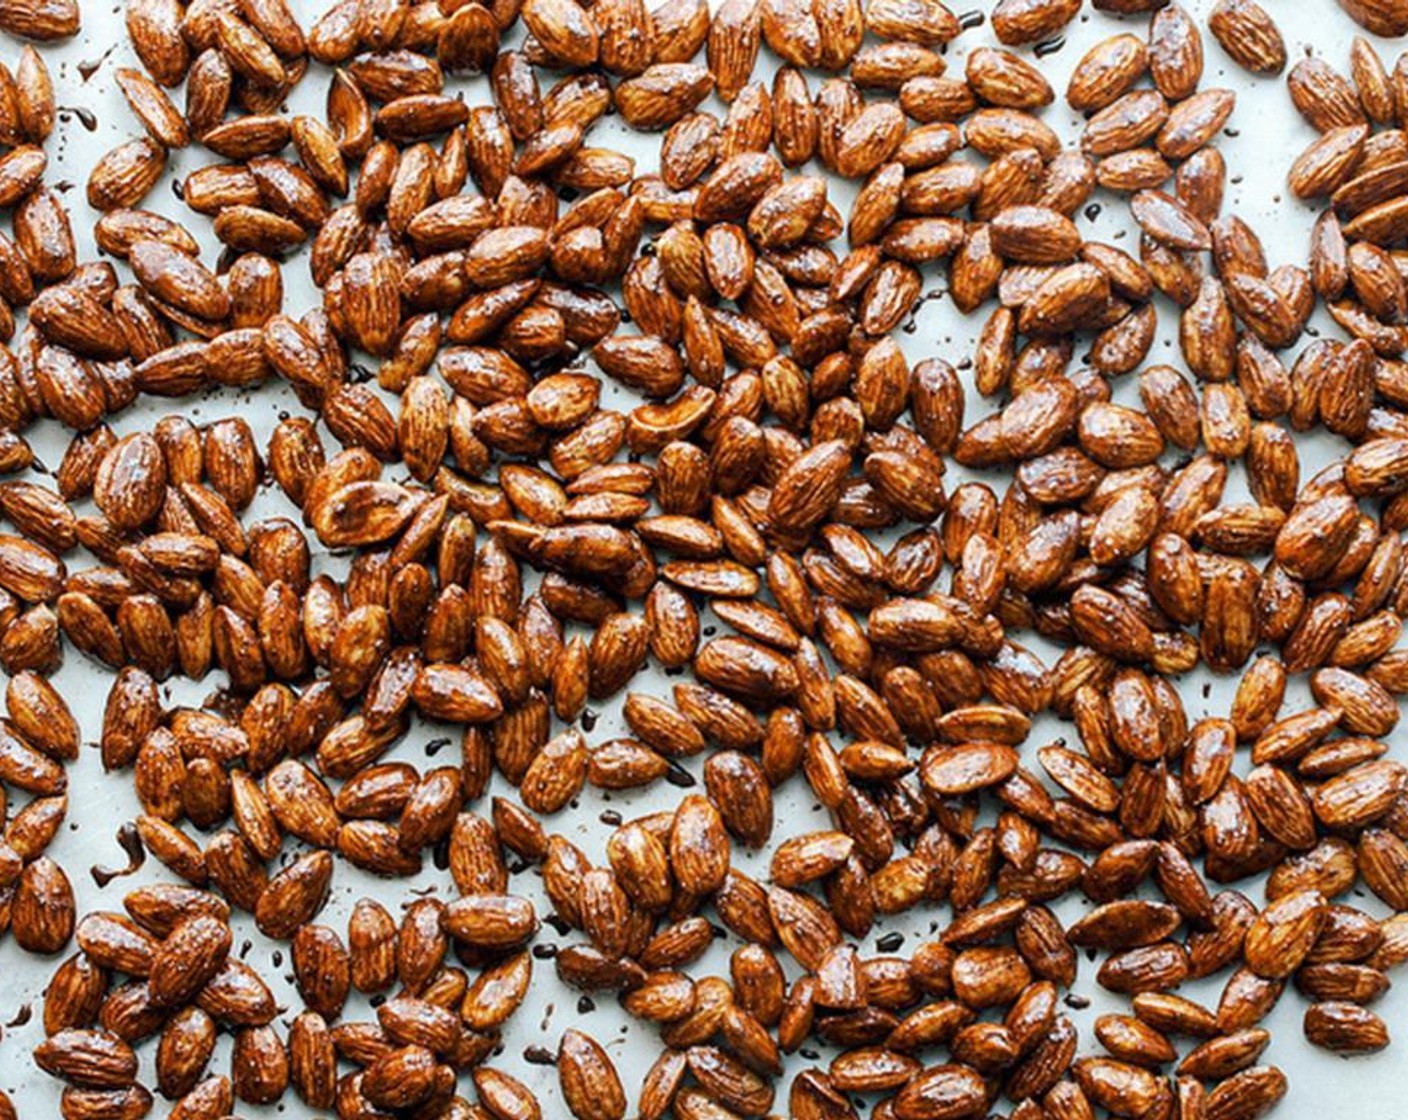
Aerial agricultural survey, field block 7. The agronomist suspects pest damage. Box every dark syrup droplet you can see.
[59,106,97,131]
[90,821,146,887]
[77,45,115,81]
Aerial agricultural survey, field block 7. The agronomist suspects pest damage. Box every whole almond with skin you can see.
[0,0,80,39]
[1304,1001,1389,1052]
[196,959,276,1027]
[128,240,229,322]
[1206,1066,1287,1120]
[966,49,1053,111]
[93,432,166,532]
[254,851,333,940]
[892,1064,988,1120]
[1289,125,1368,200]
[443,893,539,948]
[991,0,1080,45]
[558,1029,627,1120]
[1244,890,1327,978]
[1289,58,1364,133]
[34,1031,137,1089]
[30,286,128,360]
[7,669,78,760]
[114,67,186,147]
[122,884,229,939]
[1208,0,1286,75]
[768,439,850,532]
[13,856,74,952]
[149,915,232,1007]
[990,206,1081,264]
[0,533,65,603]
[155,1006,217,1099]
[88,138,166,212]
[348,898,397,994]
[1338,0,1408,36]
[1020,262,1111,335]
[43,953,109,1035]
[284,1011,335,1108]
[1149,4,1203,101]
[1068,35,1148,112]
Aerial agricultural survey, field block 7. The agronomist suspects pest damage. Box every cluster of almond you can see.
[0,669,76,959]
[32,878,554,1116]
[1,0,1408,1116]
[1286,33,1408,353]
[36,891,237,1118]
